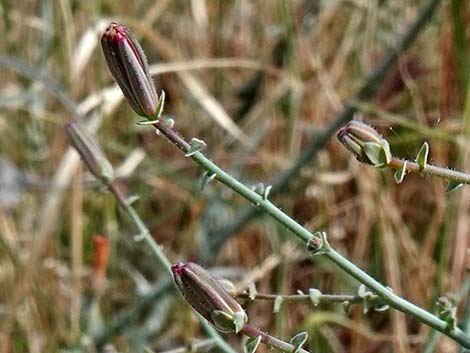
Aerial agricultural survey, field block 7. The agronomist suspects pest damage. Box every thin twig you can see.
[388,158,470,185]
[145,107,470,348]
[234,292,362,304]
[104,181,236,353]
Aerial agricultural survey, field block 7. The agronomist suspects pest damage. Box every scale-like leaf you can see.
[245,336,262,353]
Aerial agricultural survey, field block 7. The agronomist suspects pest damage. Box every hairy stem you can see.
[388,158,470,184]
[234,292,362,304]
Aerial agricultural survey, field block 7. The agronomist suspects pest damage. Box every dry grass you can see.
[0,1,469,352]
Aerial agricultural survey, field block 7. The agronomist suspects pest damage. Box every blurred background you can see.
[1,0,469,352]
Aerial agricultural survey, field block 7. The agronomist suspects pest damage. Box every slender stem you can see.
[148,121,470,348]
[325,249,470,348]
[388,158,470,184]
[234,292,362,304]
[152,121,310,244]
[106,181,236,353]
[241,323,310,353]
[108,181,172,275]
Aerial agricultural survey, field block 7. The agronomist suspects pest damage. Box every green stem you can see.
[149,120,470,349]
[324,249,470,348]
[234,292,362,304]
[241,323,310,353]
[108,181,172,275]
[388,158,470,184]
[106,181,236,353]
[106,183,298,353]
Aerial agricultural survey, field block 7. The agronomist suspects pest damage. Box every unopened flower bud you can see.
[172,262,247,333]
[65,121,114,183]
[101,22,159,118]
[337,120,391,167]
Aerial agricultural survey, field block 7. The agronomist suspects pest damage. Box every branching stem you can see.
[148,119,470,349]
[388,158,470,184]
[234,292,362,304]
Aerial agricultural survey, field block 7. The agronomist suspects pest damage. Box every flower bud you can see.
[65,121,114,183]
[101,22,159,118]
[171,262,247,333]
[337,120,391,167]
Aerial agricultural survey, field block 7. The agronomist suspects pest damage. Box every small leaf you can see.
[381,139,392,165]
[374,303,390,312]
[218,278,236,293]
[309,288,322,306]
[252,183,272,199]
[446,180,464,193]
[273,296,283,313]
[126,194,140,205]
[201,171,217,190]
[416,141,429,171]
[342,300,351,313]
[393,160,407,184]
[363,301,371,314]
[133,233,146,242]
[262,185,272,200]
[233,311,247,333]
[245,336,262,353]
[363,142,383,165]
[185,138,207,157]
[137,118,159,125]
[248,283,258,300]
[254,183,265,196]
[357,284,368,298]
[290,332,308,353]
[211,310,235,333]
[163,117,175,128]
[155,90,166,120]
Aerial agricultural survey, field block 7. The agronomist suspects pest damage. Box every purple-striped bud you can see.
[337,120,391,167]
[172,262,247,333]
[65,121,114,183]
[101,22,159,118]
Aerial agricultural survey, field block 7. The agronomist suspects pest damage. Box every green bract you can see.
[337,120,391,167]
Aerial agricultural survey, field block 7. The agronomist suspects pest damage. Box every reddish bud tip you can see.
[101,22,159,118]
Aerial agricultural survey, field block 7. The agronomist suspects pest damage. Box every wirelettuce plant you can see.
[66,21,470,352]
